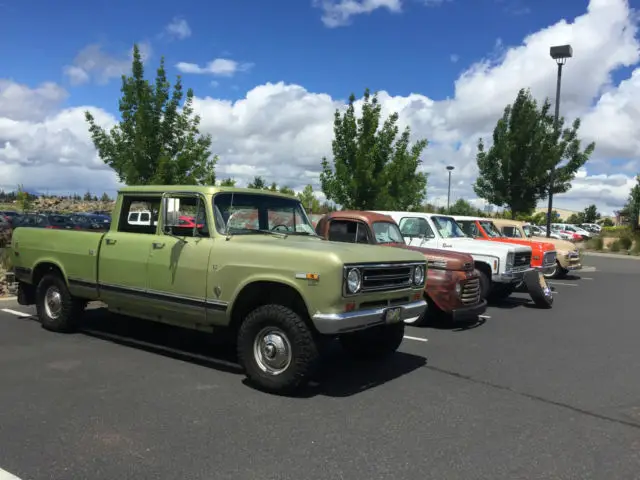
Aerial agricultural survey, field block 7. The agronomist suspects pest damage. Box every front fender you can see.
[228,273,312,316]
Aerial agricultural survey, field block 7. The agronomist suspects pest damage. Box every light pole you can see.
[546,44,573,237]
[446,165,454,212]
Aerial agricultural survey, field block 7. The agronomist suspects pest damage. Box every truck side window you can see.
[502,226,521,238]
[328,220,370,244]
[118,196,161,235]
[398,217,434,238]
[458,221,479,238]
[163,195,210,238]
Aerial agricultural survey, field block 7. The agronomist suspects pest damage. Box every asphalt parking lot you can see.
[1,254,640,480]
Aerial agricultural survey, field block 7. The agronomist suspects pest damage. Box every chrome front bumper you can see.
[312,299,427,335]
[492,268,530,284]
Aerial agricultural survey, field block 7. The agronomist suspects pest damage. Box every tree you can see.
[219,178,237,187]
[601,217,614,227]
[582,204,600,224]
[623,175,640,230]
[448,199,482,216]
[297,184,321,213]
[85,44,217,186]
[279,186,295,196]
[320,89,428,210]
[16,185,32,213]
[566,213,585,224]
[247,176,267,189]
[474,88,595,218]
[100,192,112,202]
[83,190,93,201]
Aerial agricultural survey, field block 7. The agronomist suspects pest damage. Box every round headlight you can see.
[413,265,425,286]
[346,268,362,294]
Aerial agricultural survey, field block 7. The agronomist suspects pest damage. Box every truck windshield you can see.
[372,221,405,244]
[479,220,503,238]
[213,192,317,235]
[432,216,467,238]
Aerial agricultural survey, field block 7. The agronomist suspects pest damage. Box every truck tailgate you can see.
[12,227,105,288]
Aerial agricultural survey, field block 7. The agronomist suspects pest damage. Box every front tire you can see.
[35,273,85,332]
[524,270,554,309]
[237,304,320,395]
[339,323,405,359]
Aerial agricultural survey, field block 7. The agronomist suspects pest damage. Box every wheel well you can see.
[229,281,311,333]
[32,262,64,287]
[474,261,492,281]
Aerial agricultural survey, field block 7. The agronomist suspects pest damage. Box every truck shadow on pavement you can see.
[76,307,426,398]
[422,316,487,332]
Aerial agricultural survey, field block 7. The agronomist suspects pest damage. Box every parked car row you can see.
[6,186,580,396]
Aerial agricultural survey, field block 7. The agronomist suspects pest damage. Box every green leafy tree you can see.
[320,89,428,210]
[279,186,295,196]
[448,198,483,216]
[100,192,112,202]
[623,175,640,230]
[219,178,237,187]
[247,176,267,189]
[601,217,614,227]
[16,185,32,213]
[297,184,321,213]
[83,190,93,201]
[582,204,600,223]
[85,44,217,186]
[566,213,585,224]
[474,88,595,218]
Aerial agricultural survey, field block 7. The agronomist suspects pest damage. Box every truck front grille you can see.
[514,251,532,268]
[345,262,424,294]
[460,278,481,305]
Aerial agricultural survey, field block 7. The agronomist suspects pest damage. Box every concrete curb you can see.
[0,296,17,302]
[581,251,640,260]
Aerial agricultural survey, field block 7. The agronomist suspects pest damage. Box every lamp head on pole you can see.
[446,165,455,172]
[550,44,572,65]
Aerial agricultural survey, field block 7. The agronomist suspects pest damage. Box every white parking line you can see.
[582,277,593,280]
[478,315,491,319]
[0,467,23,479]
[548,282,578,287]
[0,308,32,317]
[404,335,428,342]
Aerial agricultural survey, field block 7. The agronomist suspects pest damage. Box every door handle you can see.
[152,242,165,249]
[105,238,117,245]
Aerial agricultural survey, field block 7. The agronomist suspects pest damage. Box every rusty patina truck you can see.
[315,211,487,324]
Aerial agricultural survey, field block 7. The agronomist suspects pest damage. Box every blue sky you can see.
[1,0,639,214]
[0,0,598,110]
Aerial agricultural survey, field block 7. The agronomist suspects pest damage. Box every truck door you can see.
[397,216,438,248]
[145,193,215,327]
[98,194,159,317]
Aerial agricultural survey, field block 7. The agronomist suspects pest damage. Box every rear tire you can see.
[35,274,85,332]
[237,304,320,395]
[339,323,405,359]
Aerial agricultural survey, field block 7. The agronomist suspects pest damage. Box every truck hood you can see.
[382,242,474,270]
[229,234,426,265]
[443,237,531,255]
[531,236,578,253]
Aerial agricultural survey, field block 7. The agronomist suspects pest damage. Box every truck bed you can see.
[12,227,106,296]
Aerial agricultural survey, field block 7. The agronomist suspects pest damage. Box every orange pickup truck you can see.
[315,211,487,324]
[453,215,558,277]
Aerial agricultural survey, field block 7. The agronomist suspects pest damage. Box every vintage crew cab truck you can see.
[10,186,428,394]
[493,219,582,279]
[315,211,487,324]
[452,215,558,276]
[375,211,533,301]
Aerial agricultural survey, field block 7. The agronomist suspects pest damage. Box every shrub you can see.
[632,240,640,255]
[619,235,633,250]
[586,237,604,250]
[602,226,632,237]
[610,239,621,252]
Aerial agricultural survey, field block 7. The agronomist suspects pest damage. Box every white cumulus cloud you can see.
[2,0,640,216]
[175,58,254,77]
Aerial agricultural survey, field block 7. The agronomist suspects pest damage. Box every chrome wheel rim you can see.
[44,286,62,319]
[253,327,292,376]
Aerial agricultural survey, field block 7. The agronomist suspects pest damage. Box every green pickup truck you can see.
[10,186,428,394]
